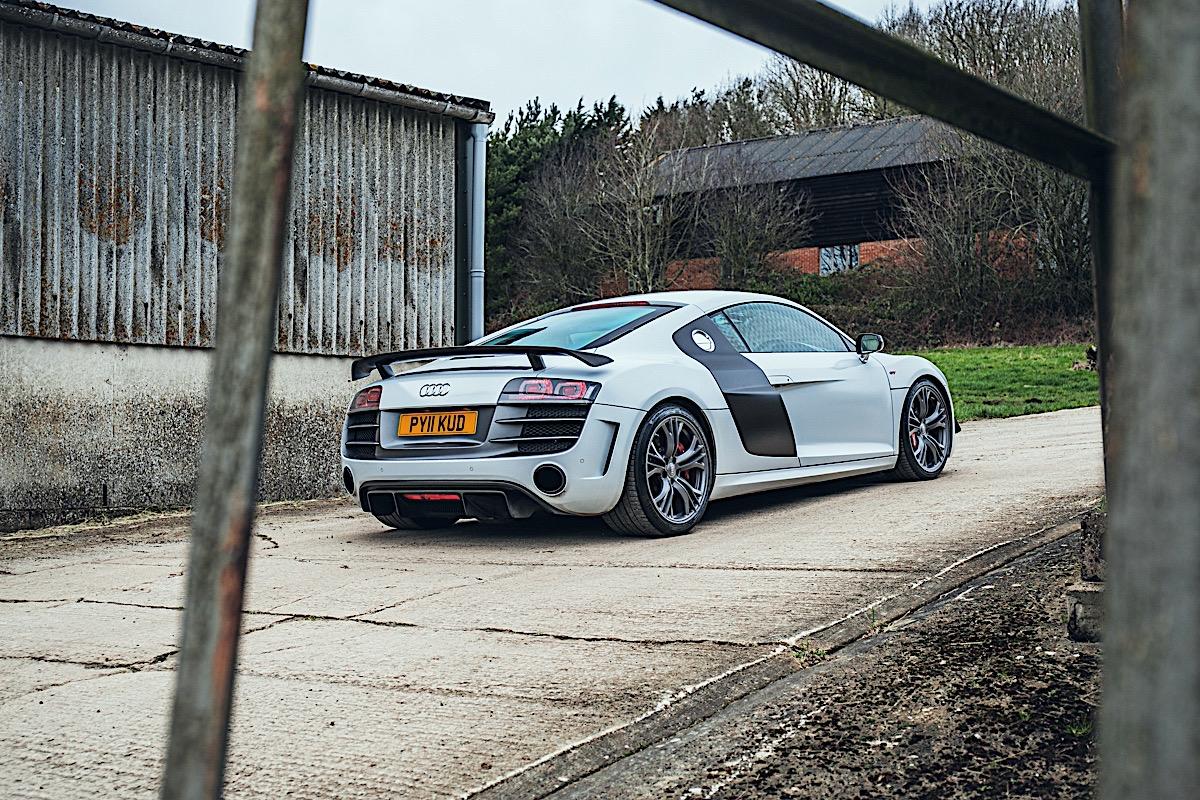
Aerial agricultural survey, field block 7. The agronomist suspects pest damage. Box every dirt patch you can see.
[653,535,1100,799]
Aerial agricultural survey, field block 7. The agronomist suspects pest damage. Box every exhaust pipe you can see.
[533,464,567,496]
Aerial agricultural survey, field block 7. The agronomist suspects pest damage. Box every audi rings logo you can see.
[419,383,451,397]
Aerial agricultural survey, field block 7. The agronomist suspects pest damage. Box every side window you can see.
[709,312,749,352]
[723,303,848,353]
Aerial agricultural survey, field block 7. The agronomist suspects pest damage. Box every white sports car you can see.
[342,291,957,536]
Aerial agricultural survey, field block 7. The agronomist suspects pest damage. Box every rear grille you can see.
[490,402,591,455]
[344,410,380,459]
[518,439,576,455]
[521,421,584,439]
[526,405,588,419]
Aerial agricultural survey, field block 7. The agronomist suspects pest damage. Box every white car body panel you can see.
[746,351,896,465]
[340,290,955,523]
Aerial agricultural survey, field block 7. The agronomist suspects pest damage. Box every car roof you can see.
[579,290,790,314]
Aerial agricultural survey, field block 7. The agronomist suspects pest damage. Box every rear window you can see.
[481,304,667,350]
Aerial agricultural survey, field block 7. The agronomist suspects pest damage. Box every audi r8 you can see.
[342,291,957,536]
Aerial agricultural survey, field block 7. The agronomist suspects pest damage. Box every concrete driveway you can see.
[0,407,1103,799]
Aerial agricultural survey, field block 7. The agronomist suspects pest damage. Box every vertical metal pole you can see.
[159,2,309,799]
[1078,0,1122,461]
[1102,0,1200,795]
[467,122,488,341]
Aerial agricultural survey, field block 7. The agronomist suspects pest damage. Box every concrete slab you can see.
[233,619,770,707]
[3,669,625,799]
[0,560,184,602]
[0,407,1105,798]
[0,601,282,666]
[86,553,524,618]
[364,565,917,643]
[0,657,123,706]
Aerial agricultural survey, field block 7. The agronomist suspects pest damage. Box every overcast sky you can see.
[57,0,916,124]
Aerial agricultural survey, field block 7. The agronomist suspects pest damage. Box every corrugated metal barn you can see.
[0,1,493,530]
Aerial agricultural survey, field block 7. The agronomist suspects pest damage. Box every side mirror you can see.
[856,333,885,361]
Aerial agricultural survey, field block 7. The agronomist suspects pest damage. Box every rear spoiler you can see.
[350,345,614,381]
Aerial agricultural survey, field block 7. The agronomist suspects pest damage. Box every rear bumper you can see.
[342,403,643,516]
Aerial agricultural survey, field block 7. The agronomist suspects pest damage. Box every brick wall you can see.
[666,258,721,290]
[860,238,920,265]
[667,238,922,286]
[772,248,821,274]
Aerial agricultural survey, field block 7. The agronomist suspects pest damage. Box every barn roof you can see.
[658,115,955,193]
[0,0,494,122]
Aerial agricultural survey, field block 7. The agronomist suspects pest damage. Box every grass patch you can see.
[911,344,1099,421]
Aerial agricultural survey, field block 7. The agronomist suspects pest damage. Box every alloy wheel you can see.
[907,384,950,472]
[645,415,709,524]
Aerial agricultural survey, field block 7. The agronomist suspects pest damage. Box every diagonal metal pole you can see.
[159,2,309,798]
[654,0,1112,182]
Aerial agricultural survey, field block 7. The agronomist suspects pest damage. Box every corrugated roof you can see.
[0,0,494,122]
[658,115,956,193]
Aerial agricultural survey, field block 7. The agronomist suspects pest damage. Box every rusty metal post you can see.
[1102,0,1200,795]
[1078,0,1122,462]
[159,2,309,799]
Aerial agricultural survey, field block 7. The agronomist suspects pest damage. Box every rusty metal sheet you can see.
[0,18,458,355]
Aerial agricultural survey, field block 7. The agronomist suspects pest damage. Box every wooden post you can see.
[1102,0,1200,795]
[159,2,309,799]
[1078,0,1122,462]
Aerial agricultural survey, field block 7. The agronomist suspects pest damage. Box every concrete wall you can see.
[0,336,355,531]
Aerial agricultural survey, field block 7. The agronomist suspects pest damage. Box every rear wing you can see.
[350,345,614,380]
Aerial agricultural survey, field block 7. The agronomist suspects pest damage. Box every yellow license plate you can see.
[398,410,478,437]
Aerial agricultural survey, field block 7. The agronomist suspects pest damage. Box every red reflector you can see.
[402,493,461,502]
[571,300,651,311]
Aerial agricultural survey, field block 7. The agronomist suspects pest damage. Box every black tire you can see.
[892,377,953,481]
[603,403,713,537]
[373,513,459,530]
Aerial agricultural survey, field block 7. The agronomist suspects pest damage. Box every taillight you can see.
[516,378,554,398]
[554,380,588,400]
[351,386,381,410]
[501,377,600,402]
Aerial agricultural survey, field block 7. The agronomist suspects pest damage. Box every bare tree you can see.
[574,118,710,294]
[759,54,863,131]
[700,157,816,288]
[509,139,608,320]
[888,0,1092,341]
[708,77,781,142]
[642,79,780,150]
